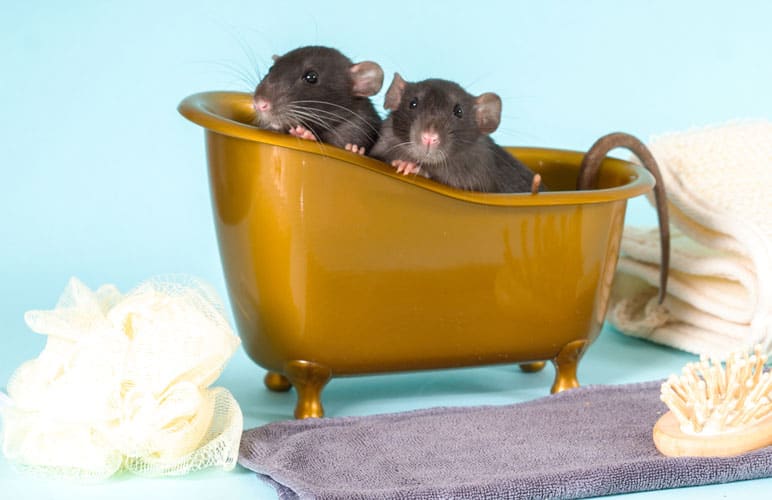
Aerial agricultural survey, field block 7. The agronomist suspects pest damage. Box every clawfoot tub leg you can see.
[264,371,292,392]
[550,339,590,393]
[284,360,332,419]
[519,361,546,373]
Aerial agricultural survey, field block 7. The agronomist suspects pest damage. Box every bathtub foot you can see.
[285,360,332,419]
[550,339,590,394]
[264,371,292,392]
[519,361,546,373]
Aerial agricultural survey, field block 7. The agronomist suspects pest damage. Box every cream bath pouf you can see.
[0,276,243,480]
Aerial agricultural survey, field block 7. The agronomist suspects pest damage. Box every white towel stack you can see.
[608,120,772,358]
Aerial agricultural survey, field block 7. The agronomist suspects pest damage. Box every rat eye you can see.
[303,70,318,84]
[409,97,418,109]
[453,104,463,118]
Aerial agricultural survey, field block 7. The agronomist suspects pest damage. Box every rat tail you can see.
[577,132,670,304]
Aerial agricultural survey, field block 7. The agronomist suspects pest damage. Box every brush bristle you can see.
[660,345,772,435]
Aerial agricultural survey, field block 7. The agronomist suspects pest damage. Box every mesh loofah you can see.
[0,276,243,480]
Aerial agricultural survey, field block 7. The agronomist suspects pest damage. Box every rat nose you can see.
[421,130,440,147]
[254,98,271,112]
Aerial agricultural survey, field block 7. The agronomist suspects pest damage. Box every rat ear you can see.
[271,54,280,62]
[474,93,502,135]
[350,61,384,97]
[384,73,407,111]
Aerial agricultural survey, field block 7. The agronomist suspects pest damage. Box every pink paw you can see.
[345,143,366,156]
[392,159,421,176]
[288,125,317,141]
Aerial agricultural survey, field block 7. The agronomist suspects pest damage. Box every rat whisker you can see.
[291,100,381,135]
[286,105,378,144]
[225,61,260,89]
[380,141,414,158]
[285,105,344,128]
[285,105,345,125]
[292,108,378,140]
[445,132,481,149]
[285,109,338,134]
[225,27,265,83]
[436,150,448,174]
[197,59,259,90]
[285,110,360,151]
[440,149,450,170]
[285,107,375,141]
[446,130,476,142]
[288,104,370,127]
[284,107,333,125]
[239,38,265,82]
[418,149,435,168]
[235,42,259,82]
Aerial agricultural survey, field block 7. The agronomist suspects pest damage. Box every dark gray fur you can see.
[253,46,383,150]
[371,76,540,193]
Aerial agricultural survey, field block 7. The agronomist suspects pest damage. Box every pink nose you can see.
[421,131,440,146]
[255,98,271,112]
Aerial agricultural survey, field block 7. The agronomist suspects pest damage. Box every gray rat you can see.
[369,75,668,298]
[370,73,542,193]
[253,46,384,154]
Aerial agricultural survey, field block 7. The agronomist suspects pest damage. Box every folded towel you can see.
[608,120,772,358]
[239,380,772,500]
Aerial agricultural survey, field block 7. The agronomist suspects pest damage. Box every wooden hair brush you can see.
[653,345,772,457]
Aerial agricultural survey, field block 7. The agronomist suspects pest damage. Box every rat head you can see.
[252,46,383,133]
[383,73,502,165]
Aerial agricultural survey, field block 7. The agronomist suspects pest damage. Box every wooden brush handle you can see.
[653,410,772,457]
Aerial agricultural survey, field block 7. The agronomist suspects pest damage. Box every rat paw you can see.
[289,126,317,141]
[392,160,421,176]
[345,143,366,155]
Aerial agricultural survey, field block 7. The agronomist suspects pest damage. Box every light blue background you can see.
[2,1,770,498]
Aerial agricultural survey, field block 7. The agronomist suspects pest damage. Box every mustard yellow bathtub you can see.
[179,91,654,419]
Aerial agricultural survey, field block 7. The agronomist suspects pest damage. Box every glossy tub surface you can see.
[179,91,654,418]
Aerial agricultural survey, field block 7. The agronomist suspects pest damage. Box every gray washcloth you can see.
[238,380,772,499]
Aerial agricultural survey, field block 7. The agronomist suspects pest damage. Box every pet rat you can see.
[577,132,670,303]
[252,46,384,154]
[370,73,541,193]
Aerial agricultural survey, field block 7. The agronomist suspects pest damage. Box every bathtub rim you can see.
[179,91,655,207]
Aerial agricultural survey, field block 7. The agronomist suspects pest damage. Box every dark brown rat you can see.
[370,73,541,193]
[253,46,384,154]
[577,132,670,303]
